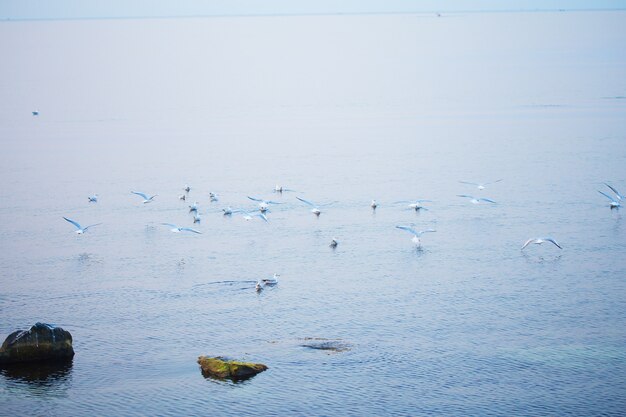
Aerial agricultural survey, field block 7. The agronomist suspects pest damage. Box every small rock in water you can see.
[197,356,268,380]
[0,323,74,365]
[300,338,351,353]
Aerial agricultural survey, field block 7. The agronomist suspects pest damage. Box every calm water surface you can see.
[0,11,625,416]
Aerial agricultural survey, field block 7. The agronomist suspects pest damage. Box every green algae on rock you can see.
[197,356,268,380]
[0,323,74,365]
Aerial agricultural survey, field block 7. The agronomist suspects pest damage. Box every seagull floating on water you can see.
[161,223,201,234]
[457,195,496,205]
[131,191,157,204]
[248,196,282,213]
[193,212,201,223]
[209,192,219,202]
[396,225,436,246]
[179,194,186,201]
[63,217,102,235]
[459,179,503,190]
[255,281,263,292]
[222,206,241,216]
[396,200,432,211]
[183,185,191,193]
[330,237,338,248]
[371,200,378,210]
[189,202,199,213]
[262,273,280,286]
[521,237,562,250]
[88,194,98,203]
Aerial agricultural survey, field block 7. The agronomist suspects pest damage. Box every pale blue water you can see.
[0,11,625,416]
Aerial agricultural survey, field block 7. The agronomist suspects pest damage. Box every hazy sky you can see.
[2,0,626,20]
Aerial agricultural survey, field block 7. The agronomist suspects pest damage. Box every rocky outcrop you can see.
[0,323,74,365]
[197,356,268,380]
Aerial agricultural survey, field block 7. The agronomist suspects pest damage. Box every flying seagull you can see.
[240,209,268,222]
[296,196,335,216]
[521,237,562,250]
[395,225,436,246]
[63,217,102,234]
[247,196,282,213]
[457,195,497,205]
[459,179,503,190]
[131,191,157,204]
[161,223,202,234]
[598,191,622,209]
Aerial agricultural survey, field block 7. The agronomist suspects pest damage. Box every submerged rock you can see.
[0,323,74,365]
[300,338,352,353]
[197,356,268,380]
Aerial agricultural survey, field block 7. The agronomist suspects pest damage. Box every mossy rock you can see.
[197,356,268,380]
[0,323,74,365]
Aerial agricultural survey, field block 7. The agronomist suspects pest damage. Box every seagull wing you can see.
[598,190,616,202]
[296,196,315,207]
[459,181,479,186]
[521,238,537,250]
[63,217,82,230]
[457,194,474,199]
[416,229,436,236]
[255,213,269,222]
[544,238,562,249]
[83,223,102,231]
[131,191,149,200]
[180,228,202,234]
[149,194,157,200]
[247,196,263,202]
[604,183,623,200]
[479,198,497,204]
[396,225,418,235]
[161,223,178,228]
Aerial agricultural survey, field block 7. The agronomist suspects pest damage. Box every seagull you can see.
[183,185,191,193]
[222,206,241,216]
[193,212,201,223]
[459,179,503,190]
[209,192,219,202]
[88,194,98,203]
[395,225,436,246]
[131,191,157,204]
[248,196,282,213]
[521,237,562,250]
[262,273,280,286]
[179,194,186,201]
[330,237,338,248]
[32,111,39,116]
[161,223,202,234]
[274,185,296,193]
[457,195,497,205]
[395,200,432,211]
[371,200,378,210]
[240,209,268,222]
[63,217,102,234]
[189,202,199,213]
[296,196,335,216]
[598,191,621,209]
[255,281,263,292]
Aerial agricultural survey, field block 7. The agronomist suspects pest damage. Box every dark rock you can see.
[197,356,267,380]
[300,338,351,352]
[0,323,74,365]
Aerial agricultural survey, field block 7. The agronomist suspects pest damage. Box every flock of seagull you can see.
[63,180,622,290]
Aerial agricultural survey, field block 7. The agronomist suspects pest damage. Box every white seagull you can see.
[457,195,497,205]
[521,237,562,250]
[395,199,432,211]
[183,185,191,193]
[395,225,436,246]
[189,202,199,213]
[262,273,280,286]
[193,212,201,223]
[296,196,335,216]
[598,191,622,209]
[371,200,378,210]
[240,209,268,222]
[179,194,186,201]
[161,223,202,234]
[88,194,98,203]
[255,281,263,292]
[209,192,219,202]
[63,217,102,234]
[248,196,282,213]
[222,206,241,216]
[330,237,338,248]
[131,191,157,204]
[459,179,503,190]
